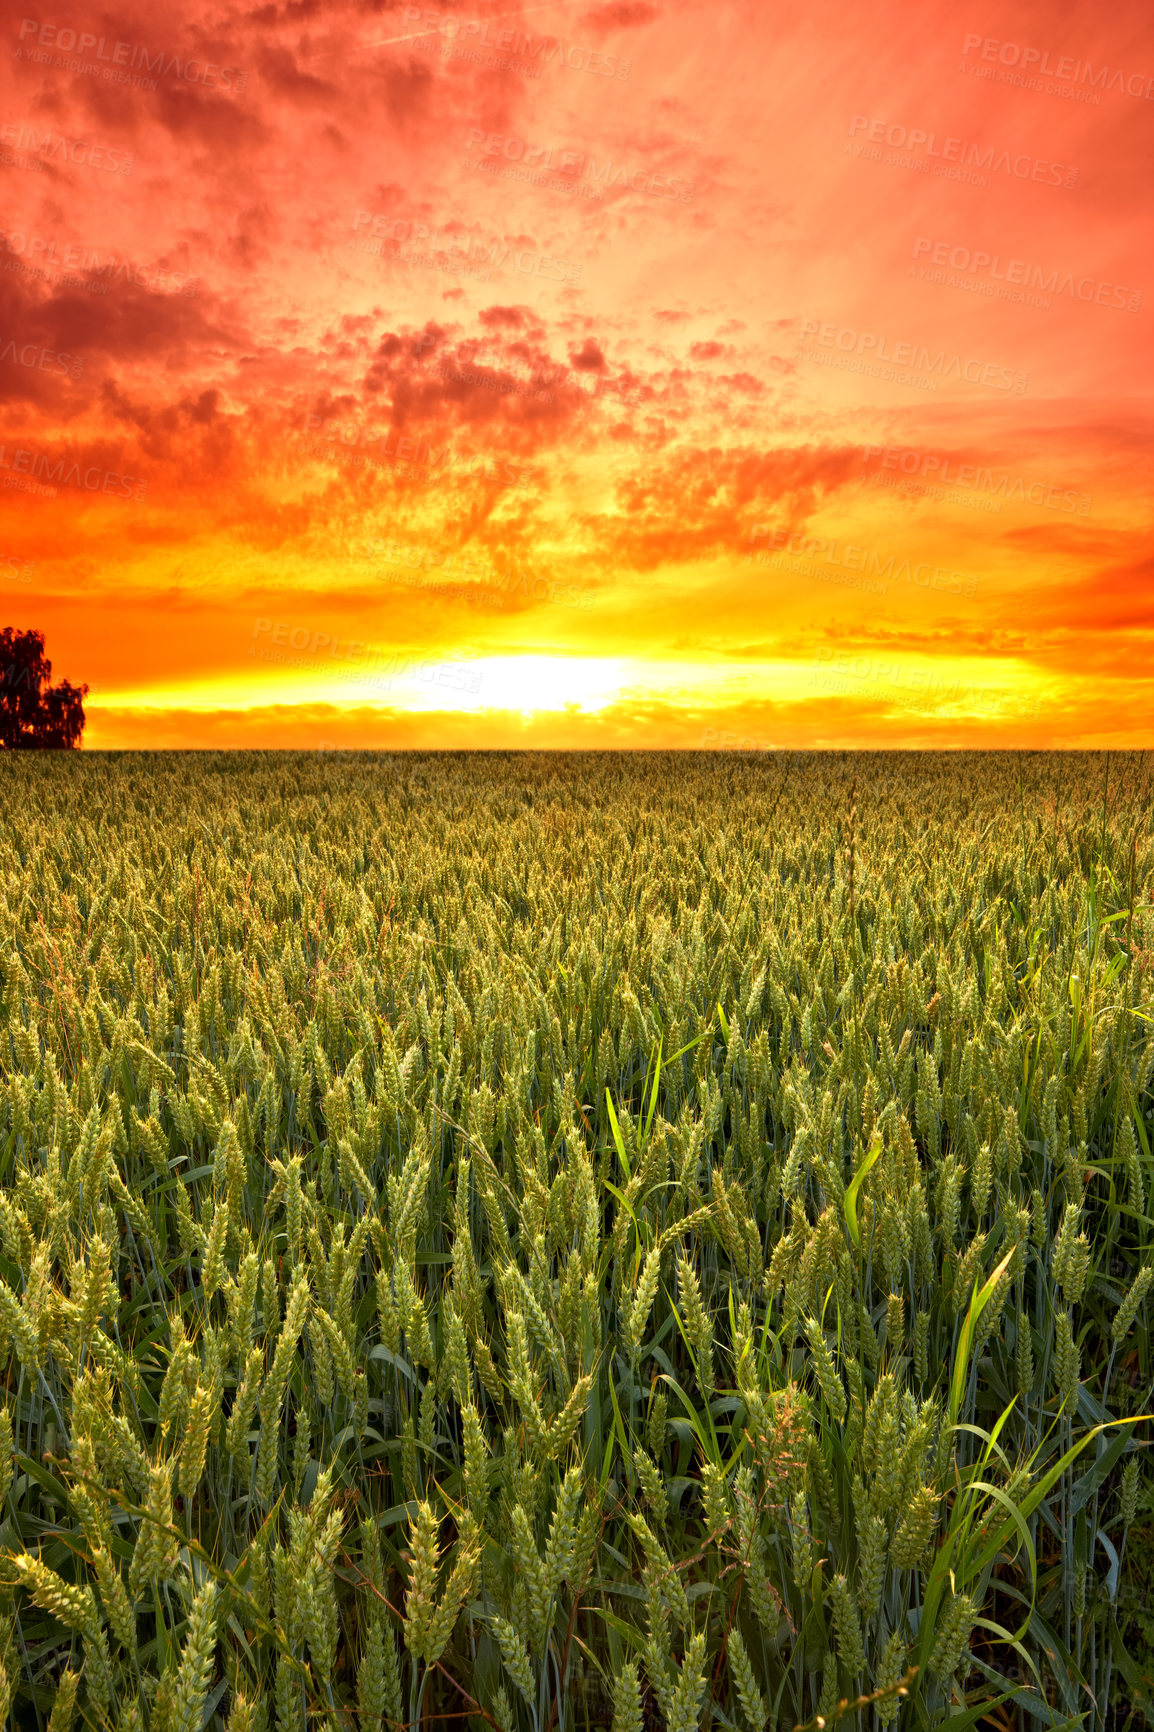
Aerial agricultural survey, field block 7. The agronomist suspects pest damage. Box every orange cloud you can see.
[1,0,1150,745]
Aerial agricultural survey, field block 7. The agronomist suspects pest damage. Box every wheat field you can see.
[0,750,1150,1732]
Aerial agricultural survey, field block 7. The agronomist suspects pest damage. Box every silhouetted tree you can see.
[0,628,88,749]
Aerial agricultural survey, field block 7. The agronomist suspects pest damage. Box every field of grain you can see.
[0,751,1150,1732]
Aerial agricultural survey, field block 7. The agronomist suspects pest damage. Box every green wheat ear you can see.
[610,1660,643,1732]
[1,753,1151,1731]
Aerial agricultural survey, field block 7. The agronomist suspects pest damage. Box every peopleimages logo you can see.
[748,524,980,597]
[296,413,525,486]
[249,619,484,695]
[402,8,631,79]
[0,118,132,173]
[848,115,1078,187]
[0,335,83,378]
[912,238,1142,312]
[0,443,147,498]
[366,537,594,611]
[699,731,808,759]
[961,33,1154,99]
[1,553,35,585]
[463,129,695,201]
[0,232,198,296]
[351,211,582,284]
[861,445,1092,515]
[813,648,984,711]
[16,18,247,93]
[797,319,1028,394]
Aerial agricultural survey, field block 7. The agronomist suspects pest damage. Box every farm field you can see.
[0,749,1151,1732]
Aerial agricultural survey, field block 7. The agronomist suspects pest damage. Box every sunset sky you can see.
[1,0,1151,748]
